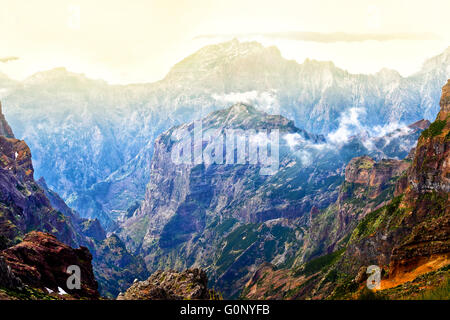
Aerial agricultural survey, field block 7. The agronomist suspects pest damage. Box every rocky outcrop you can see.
[37,176,105,246]
[343,156,409,191]
[0,231,99,299]
[117,268,215,300]
[296,155,411,265]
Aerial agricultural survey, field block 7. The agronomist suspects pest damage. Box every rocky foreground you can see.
[0,231,99,300]
[117,268,219,300]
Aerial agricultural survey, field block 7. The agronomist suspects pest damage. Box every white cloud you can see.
[327,107,366,145]
[283,132,305,148]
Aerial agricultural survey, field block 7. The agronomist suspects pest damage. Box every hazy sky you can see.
[0,0,449,84]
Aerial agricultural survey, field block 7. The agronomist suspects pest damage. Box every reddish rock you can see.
[344,156,376,185]
[1,231,99,299]
[344,156,409,193]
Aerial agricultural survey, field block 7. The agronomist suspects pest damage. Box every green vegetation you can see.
[351,195,405,241]
[263,240,277,260]
[421,120,446,138]
[0,286,58,300]
[357,287,388,300]
[294,247,346,277]
[419,191,447,216]
[284,274,320,299]
[215,224,259,274]
[329,277,359,299]
[322,268,339,285]
[357,158,375,169]
[270,224,295,243]
[215,218,237,235]
[415,277,450,300]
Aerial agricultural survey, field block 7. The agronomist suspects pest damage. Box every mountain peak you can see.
[207,102,299,132]
[165,40,282,79]
[376,68,402,80]
[24,67,104,86]
[420,48,450,73]
[227,103,255,114]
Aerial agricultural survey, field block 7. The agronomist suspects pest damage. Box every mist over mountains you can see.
[1,39,449,230]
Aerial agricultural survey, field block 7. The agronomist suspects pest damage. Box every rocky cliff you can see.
[341,80,449,293]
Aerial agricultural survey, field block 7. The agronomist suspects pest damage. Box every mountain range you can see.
[1,40,449,230]
[0,39,448,300]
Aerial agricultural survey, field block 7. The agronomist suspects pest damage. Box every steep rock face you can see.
[0,231,99,299]
[121,104,337,297]
[408,80,450,193]
[37,177,105,245]
[343,156,376,185]
[384,80,450,281]
[117,268,215,300]
[295,155,411,268]
[341,156,410,200]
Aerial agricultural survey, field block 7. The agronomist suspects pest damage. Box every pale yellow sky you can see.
[0,0,449,84]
